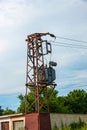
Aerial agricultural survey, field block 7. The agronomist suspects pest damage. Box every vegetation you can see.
[17,88,87,114]
[70,118,86,130]
[52,118,87,130]
[65,89,87,114]
[0,106,4,116]
[0,106,15,116]
[1,88,87,115]
[3,107,16,115]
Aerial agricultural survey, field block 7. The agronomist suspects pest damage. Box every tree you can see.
[17,88,87,114]
[3,108,16,115]
[17,88,59,113]
[57,96,71,113]
[17,93,35,113]
[65,89,87,114]
[0,106,4,116]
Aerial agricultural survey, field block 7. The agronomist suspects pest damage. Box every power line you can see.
[50,41,87,49]
[55,41,87,48]
[56,36,87,44]
[0,92,22,96]
[58,84,87,90]
[55,41,87,47]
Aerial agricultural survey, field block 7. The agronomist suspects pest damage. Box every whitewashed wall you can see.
[50,114,87,128]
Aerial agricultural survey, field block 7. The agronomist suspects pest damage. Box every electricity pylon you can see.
[25,32,57,113]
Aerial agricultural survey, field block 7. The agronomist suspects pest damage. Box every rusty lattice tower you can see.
[25,32,57,113]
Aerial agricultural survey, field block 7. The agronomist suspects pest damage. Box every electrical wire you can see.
[0,92,23,96]
[58,84,87,90]
[50,41,87,49]
[53,41,87,47]
[56,36,87,44]
[1,35,87,99]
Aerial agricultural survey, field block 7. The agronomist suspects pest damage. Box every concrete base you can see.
[25,113,51,130]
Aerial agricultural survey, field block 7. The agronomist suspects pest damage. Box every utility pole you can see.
[25,32,57,130]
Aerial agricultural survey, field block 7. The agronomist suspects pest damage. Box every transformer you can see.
[25,32,57,113]
[38,62,57,84]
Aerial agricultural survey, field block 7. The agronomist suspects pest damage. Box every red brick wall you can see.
[25,113,51,130]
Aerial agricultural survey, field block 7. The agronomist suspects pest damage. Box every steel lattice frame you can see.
[25,33,56,113]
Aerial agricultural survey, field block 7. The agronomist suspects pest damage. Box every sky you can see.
[0,0,87,111]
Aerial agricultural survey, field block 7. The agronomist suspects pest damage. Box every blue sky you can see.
[0,0,87,111]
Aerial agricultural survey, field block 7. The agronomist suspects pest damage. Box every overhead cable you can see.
[56,36,87,44]
[50,41,87,49]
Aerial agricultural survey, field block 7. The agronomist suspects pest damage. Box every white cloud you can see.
[58,69,87,95]
[0,39,7,54]
[74,70,87,82]
[0,0,87,96]
[0,0,38,28]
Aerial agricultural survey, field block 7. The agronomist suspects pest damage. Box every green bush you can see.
[53,123,59,130]
[52,118,87,130]
[70,118,86,130]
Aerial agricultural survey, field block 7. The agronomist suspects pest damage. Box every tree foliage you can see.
[17,93,34,113]
[1,89,87,115]
[0,106,4,116]
[3,108,16,115]
[65,89,87,114]
[17,88,59,113]
[0,106,15,116]
[17,89,87,114]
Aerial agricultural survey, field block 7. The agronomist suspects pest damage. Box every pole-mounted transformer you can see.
[25,32,57,113]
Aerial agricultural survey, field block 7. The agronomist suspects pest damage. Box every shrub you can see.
[70,118,86,130]
[53,123,59,130]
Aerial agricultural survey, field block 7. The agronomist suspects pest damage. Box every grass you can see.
[52,118,87,130]
[53,125,87,130]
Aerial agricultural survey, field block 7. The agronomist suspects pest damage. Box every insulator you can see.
[46,42,52,54]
